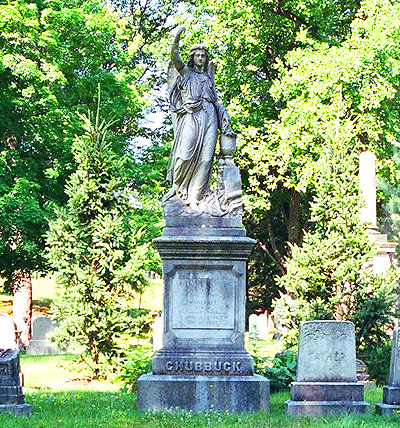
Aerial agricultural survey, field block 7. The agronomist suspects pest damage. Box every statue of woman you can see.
[163,26,235,213]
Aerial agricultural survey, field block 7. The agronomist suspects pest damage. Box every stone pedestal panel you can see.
[138,374,269,413]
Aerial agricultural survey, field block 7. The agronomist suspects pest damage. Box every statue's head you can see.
[187,44,210,71]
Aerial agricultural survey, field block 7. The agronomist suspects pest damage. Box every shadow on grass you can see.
[0,388,399,428]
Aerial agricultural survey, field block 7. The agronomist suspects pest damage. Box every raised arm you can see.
[171,26,186,72]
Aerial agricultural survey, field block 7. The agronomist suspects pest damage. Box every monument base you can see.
[376,385,400,415]
[286,400,370,416]
[0,404,32,416]
[383,385,400,403]
[137,374,269,413]
[286,382,370,416]
[376,403,400,416]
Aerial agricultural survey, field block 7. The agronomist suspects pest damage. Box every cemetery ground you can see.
[1,281,400,427]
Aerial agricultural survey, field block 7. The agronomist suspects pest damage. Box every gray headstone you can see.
[377,327,400,415]
[297,320,357,382]
[26,317,60,355]
[248,314,259,339]
[286,320,370,417]
[0,315,17,350]
[0,349,31,416]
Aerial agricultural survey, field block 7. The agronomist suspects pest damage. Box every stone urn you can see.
[220,133,237,165]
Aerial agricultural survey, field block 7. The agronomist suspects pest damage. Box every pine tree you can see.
[46,98,151,378]
[274,142,399,381]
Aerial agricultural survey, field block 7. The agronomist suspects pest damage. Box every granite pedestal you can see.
[0,349,31,416]
[286,321,370,417]
[376,327,400,416]
[137,215,270,412]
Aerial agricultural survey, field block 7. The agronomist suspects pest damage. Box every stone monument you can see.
[286,321,370,416]
[0,328,31,416]
[26,316,60,355]
[359,151,396,274]
[137,26,269,413]
[376,327,400,416]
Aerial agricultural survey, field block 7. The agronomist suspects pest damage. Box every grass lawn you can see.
[1,385,400,427]
[0,355,398,427]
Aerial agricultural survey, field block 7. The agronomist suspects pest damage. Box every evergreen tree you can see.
[46,99,151,378]
[274,141,399,381]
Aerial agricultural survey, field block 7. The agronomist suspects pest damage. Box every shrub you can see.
[249,344,297,392]
[118,346,152,391]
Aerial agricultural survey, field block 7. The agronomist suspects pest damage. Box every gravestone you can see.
[249,312,269,341]
[376,327,400,416]
[0,349,31,416]
[286,320,370,416]
[0,315,17,350]
[249,314,259,340]
[26,317,60,355]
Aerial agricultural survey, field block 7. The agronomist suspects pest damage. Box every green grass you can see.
[1,388,400,427]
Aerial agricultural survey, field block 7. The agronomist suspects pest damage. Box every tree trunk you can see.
[288,189,302,246]
[12,269,32,349]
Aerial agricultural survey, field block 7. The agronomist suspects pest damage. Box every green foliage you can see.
[274,142,399,381]
[47,104,153,378]
[0,0,149,291]
[351,271,398,384]
[178,0,400,311]
[249,344,297,392]
[264,350,297,393]
[118,345,152,391]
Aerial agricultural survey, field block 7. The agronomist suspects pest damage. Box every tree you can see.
[0,0,148,346]
[46,102,152,378]
[273,141,399,381]
[182,0,400,309]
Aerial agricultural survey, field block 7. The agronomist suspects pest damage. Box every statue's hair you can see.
[187,44,210,70]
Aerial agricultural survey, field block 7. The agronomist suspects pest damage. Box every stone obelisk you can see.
[359,151,396,273]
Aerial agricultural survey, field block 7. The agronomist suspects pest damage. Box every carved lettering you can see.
[233,361,242,373]
[164,360,244,374]
[223,362,231,371]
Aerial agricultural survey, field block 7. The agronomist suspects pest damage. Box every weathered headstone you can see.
[26,317,60,355]
[286,320,370,416]
[249,314,259,340]
[0,315,17,350]
[376,327,400,416]
[0,349,31,416]
[249,312,269,341]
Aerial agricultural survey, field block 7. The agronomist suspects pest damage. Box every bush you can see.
[118,346,152,391]
[263,350,297,392]
[249,344,297,392]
